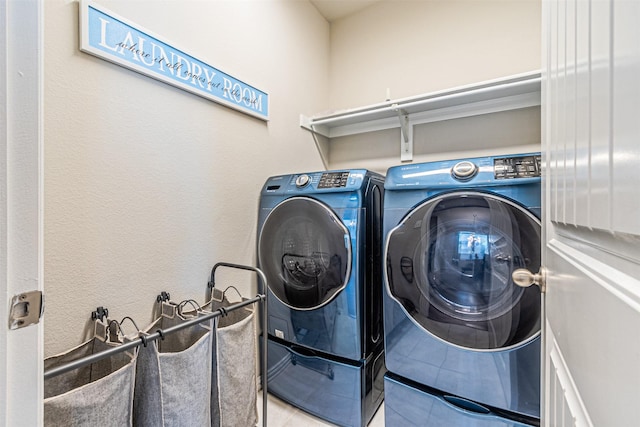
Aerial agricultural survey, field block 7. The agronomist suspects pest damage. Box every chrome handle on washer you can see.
[512,267,546,293]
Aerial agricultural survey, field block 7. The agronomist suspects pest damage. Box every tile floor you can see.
[257,391,386,427]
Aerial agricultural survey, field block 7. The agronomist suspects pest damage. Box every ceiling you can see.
[309,0,383,22]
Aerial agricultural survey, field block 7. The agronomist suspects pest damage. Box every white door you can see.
[541,0,640,425]
[1,0,44,425]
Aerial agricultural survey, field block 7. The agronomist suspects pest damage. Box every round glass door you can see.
[259,197,351,310]
[385,192,541,350]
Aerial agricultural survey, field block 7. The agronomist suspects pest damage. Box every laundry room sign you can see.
[79,0,269,120]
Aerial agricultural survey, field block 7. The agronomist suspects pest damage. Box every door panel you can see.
[546,324,590,427]
[545,239,640,426]
[543,0,640,425]
[612,1,640,235]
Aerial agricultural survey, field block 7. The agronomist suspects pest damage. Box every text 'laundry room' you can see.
[3,1,640,427]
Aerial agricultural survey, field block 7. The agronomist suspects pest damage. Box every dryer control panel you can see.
[494,155,541,180]
[261,169,371,195]
[318,171,350,188]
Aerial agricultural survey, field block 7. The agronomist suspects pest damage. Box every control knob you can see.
[451,161,478,181]
[295,174,311,188]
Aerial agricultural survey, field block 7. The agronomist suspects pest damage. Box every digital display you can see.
[318,172,350,188]
[494,155,541,179]
[458,232,489,260]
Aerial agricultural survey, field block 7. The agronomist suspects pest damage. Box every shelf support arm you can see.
[394,106,413,162]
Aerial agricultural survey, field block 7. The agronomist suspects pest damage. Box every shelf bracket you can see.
[395,106,413,162]
[299,114,330,138]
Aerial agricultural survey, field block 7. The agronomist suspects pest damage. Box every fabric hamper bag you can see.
[132,302,215,427]
[44,319,137,427]
[203,286,258,427]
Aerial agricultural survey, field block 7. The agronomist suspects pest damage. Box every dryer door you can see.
[385,191,541,350]
[259,197,351,310]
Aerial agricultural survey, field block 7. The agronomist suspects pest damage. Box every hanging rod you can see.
[43,295,264,380]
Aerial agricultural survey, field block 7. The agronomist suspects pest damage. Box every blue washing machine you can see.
[382,153,542,426]
[258,169,386,427]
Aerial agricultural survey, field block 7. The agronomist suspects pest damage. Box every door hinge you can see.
[8,290,44,330]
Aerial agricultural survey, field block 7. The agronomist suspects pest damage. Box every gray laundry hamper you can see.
[132,301,215,427]
[44,319,137,427]
[203,286,259,427]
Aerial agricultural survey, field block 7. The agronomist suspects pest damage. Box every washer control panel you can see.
[494,155,541,179]
[318,171,350,189]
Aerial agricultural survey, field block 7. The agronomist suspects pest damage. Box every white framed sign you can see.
[79,0,269,120]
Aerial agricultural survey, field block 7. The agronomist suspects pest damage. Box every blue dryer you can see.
[258,169,386,427]
[382,154,542,426]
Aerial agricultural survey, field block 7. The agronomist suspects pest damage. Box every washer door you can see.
[259,197,351,310]
[385,192,541,350]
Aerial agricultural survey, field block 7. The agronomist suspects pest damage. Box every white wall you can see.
[322,0,542,172]
[42,0,543,356]
[329,0,541,109]
[329,108,542,175]
[43,0,329,356]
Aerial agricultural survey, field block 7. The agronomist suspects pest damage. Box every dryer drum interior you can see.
[259,196,351,310]
[386,191,541,350]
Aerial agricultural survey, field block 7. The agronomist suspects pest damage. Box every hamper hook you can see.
[107,320,123,343]
[177,299,202,319]
[119,316,141,334]
[91,306,109,322]
[139,334,149,347]
[156,291,171,303]
[223,286,243,302]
